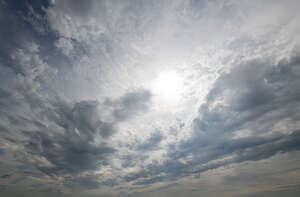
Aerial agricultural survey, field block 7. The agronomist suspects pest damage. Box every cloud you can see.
[20,88,151,177]
[23,100,115,175]
[55,37,74,56]
[105,89,151,121]
[123,48,300,185]
[0,39,152,189]
[138,131,164,151]
[0,174,11,179]
[2,89,151,188]
[1,1,300,196]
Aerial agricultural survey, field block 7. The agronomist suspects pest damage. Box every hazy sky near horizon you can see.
[1,0,300,196]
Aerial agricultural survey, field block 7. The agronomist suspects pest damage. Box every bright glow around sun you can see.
[151,70,184,106]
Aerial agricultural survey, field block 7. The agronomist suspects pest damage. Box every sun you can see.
[151,70,184,106]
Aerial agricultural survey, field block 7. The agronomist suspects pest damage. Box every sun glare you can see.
[151,70,184,106]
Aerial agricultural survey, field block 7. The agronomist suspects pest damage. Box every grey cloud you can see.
[105,89,151,121]
[50,0,96,18]
[0,2,32,59]
[19,88,151,182]
[0,174,11,179]
[23,122,115,175]
[0,41,151,189]
[0,148,4,156]
[182,53,300,169]
[98,122,115,139]
[0,84,151,190]
[138,131,164,151]
[133,176,164,186]
[64,174,102,190]
[2,0,300,196]
[12,177,26,184]
[120,131,163,169]
[53,100,105,141]
[125,171,148,183]
[235,185,300,197]
[123,49,300,185]
[0,36,152,183]
[0,47,151,181]
[120,131,164,169]
[194,54,299,156]
[47,0,164,42]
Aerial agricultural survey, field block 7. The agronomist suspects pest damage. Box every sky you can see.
[1,0,300,196]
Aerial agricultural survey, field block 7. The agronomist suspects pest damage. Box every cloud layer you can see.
[1,0,300,197]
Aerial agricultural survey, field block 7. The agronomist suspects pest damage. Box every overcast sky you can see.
[1,0,300,196]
